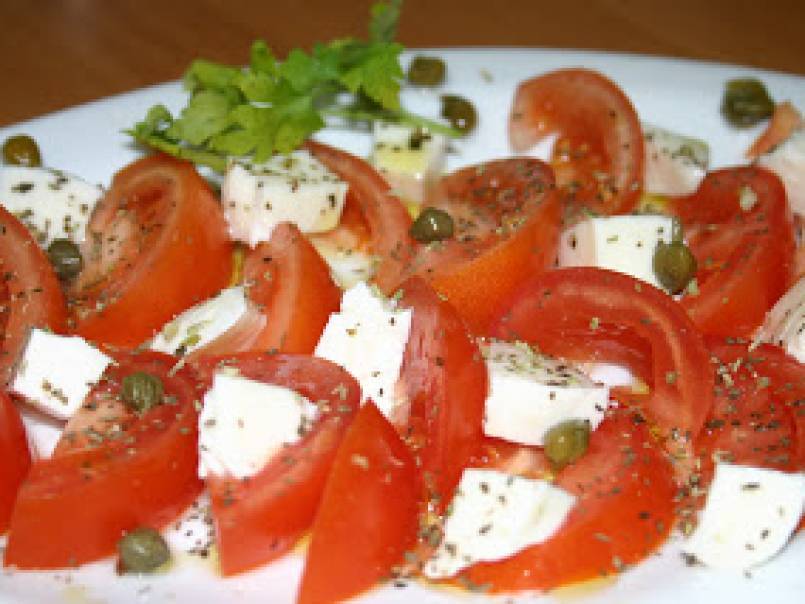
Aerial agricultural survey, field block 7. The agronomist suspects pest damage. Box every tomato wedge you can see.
[5,351,202,568]
[305,140,414,292]
[403,158,561,333]
[463,409,676,592]
[193,353,361,576]
[297,401,420,604]
[397,277,487,508]
[670,167,795,337]
[0,206,67,383]
[0,392,31,534]
[190,223,340,359]
[70,154,233,347]
[509,68,644,215]
[494,267,714,451]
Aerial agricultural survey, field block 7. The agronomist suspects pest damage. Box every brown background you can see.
[1,0,802,127]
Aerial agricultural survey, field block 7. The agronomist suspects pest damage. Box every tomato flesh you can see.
[0,392,31,534]
[297,402,420,604]
[4,351,202,568]
[70,154,233,347]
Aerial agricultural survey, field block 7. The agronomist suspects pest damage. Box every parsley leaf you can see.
[127,0,460,172]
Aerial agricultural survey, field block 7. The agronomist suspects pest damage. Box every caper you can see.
[722,78,774,128]
[544,419,591,469]
[653,239,697,294]
[410,207,454,243]
[3,134,42,167]
[47,238,83,281]
[121,372,164,414]
[440,95,477,135]
[117,527,170,574]
[407,56,446,86]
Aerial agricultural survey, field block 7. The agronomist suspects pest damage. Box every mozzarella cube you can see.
[482,341,608,446]
[757,127,805,216]
[314,282,412,418]
[309,235,376,289]
[11,329,113,420]
[423,468,576,579]
[198,372,319,479]
[756,276,805,362]
[643,124,709,197]
[150,286,250,356]
[370,122,447,204]
[222,150,348,246]
[0,166,103,246]
[558,214,675,289]
[684,463,805,570]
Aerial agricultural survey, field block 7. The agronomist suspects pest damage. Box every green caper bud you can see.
[407,56,446,86]
[117,527,170,574]
[544,419,591,469]
[3,134,42,167]
[653,240,697,294]
[410,207,454,243]
[121,372,164,414]
[722,78,774,127]
[47,238,83,281]
[441,95,477,135]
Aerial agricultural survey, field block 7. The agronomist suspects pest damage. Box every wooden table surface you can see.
[1,0,803,127]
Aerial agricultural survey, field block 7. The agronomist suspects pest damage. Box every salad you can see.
[0,6,804,604]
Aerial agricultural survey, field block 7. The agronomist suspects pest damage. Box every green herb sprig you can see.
[127,0,459,172]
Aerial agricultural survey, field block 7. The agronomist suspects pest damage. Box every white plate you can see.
[1,48,804,604]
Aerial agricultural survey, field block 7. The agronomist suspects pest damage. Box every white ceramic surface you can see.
[1,48,804,604]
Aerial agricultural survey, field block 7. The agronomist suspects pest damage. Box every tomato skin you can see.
[398,277,488,508]
[4,351,202,568]
[305,140,414,293]
[0,206,67,383]
[297,401,420,604]
[509,68,644,215]
[405,158,561,333]
[193,353,361,576]
[70,154,233,347]
[191,223,340,358]
[0,392,31,534]
[670,167,794,337]
[464,409,676,592]
[494,267,714,448]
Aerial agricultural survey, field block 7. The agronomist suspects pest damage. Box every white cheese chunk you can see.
[198,372,319,479]
[756,276,805,363]
[150,286,250,356]
[309,236,376,289]
[482,341,608,447]
[10,329,113,420]
[0,166,103,246]
[557,214,675,289]
[757,127,805,217]
[643,124,709,197]
[314,282,412,418]
[684,463,805,570]
[370,122,447,204]
[424,468,576,579]
[222,150,348,246]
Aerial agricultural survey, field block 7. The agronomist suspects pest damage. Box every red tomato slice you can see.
[4,351,202,568]
[0,206,67,383]
[305,140,414,292]
[403,158,561,333]
[297,401,420,604]
[189,223,340,359]
[70,154,233,347]
[671,167,795,337]
[397,277,488,509]
[509,68,644,215]
[463,409,676,592]
[193,353,361,576]
[0,392,31,534]
[494,267,714,451]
